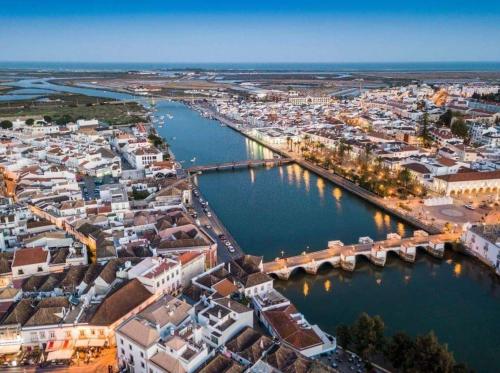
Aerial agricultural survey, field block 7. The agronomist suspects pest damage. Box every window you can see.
[65,331,72,338]
[121,348,125,355]
[156,281,160,287]
[49,331,55,339]
[91,329,96,336]
[99,329,105,336]
[141,362,145,368]
[18,269,24,275]
[79,330,86,337]
[39,331,46,339]
[30,332,38,342]
[37,266,43,272]
[129,344,132,350]
[140,352,144,358]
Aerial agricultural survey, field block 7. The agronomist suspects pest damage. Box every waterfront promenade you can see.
[264,230,460,279]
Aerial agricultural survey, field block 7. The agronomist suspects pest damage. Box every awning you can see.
[75,339,89,347]
[0,344,21,355]
[46,340,72,352]
[47,349,73,361]
[88,339,106,347]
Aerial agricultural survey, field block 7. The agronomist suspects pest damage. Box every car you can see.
[205,224,212,229]
[218,234,226,240]
[228,247,235,253]
[207,212,212,217]
[332,363,338,368]
[225,241,231,246]
[464,204,475,210]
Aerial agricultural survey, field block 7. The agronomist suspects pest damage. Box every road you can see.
[316,347,389,373]
[190,185,244,264]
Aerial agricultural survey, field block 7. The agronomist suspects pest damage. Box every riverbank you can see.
[188,102,441,235]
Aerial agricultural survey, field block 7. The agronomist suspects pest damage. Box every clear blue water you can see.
[1,61,500,72]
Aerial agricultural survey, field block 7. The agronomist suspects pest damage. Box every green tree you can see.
[451,118,469,140]
[351,313,386,359]
[409,332,455,373]
[43,115,52,123]
[421,112,432,147]
[438,109,453,127]
[399,168,412,188]
[0,120,13,129]
[384,332,415,370]
[56,114,74,125]
[25,118,34,126]
[335,324,352,349]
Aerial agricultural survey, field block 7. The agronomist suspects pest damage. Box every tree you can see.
[438,110,453,127]
[56,114,74,125]
[350,313,385,359]
[399,168,412,189]
[409,332,455,373]
[451,118,469,140]
[336,324,352,349]
[384,332,415,369]
[25,118,34,126]
[420,112,432,147]
[43,115,52,123]
[0,120,13,129]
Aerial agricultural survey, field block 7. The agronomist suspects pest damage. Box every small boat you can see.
[190,157,196,162]
[167,114,174,119]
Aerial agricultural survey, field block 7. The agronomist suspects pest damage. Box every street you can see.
[190,185,244,263]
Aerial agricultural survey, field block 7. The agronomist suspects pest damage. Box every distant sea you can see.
[0,61,500,72]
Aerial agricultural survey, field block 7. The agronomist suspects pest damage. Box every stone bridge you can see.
[263,230,460,279]
[187,158,293,173]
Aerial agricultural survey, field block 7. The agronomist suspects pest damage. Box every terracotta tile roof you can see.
[435,170,500,183]
[263,304,322,351]
[89,279,153,326]
[12,247,48,267]
[178,251,203,265]
[212,279,238,297]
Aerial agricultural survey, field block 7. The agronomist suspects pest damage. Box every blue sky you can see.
[0,0,499,63]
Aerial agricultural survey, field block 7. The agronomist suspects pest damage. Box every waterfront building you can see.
[432,170,500,196]
[288,96,331,105]
[462,224,500,275]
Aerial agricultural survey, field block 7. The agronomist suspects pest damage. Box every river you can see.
[153,101,500,373]
[3,80,499,372]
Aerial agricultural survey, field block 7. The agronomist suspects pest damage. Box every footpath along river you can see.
[4,80,498,372]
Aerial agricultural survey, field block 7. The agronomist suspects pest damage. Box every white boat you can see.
[190,157,196,162]
[167,114,174,119]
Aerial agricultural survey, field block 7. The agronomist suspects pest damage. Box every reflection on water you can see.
[303,281,310,297]
[332,187,342,202]
[249,168,255,184]
[374,211,384,231]
[454,263,462,277]
[303,170,311,193]
[324,279,331,292]
[397,222,406,237]
[317,178,325,200]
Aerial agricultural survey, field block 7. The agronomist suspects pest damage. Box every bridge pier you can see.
[398,244,417,262]
[340,254,356,271]
[424,240,445,258]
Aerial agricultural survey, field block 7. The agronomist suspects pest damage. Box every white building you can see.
[462,224,500,275]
